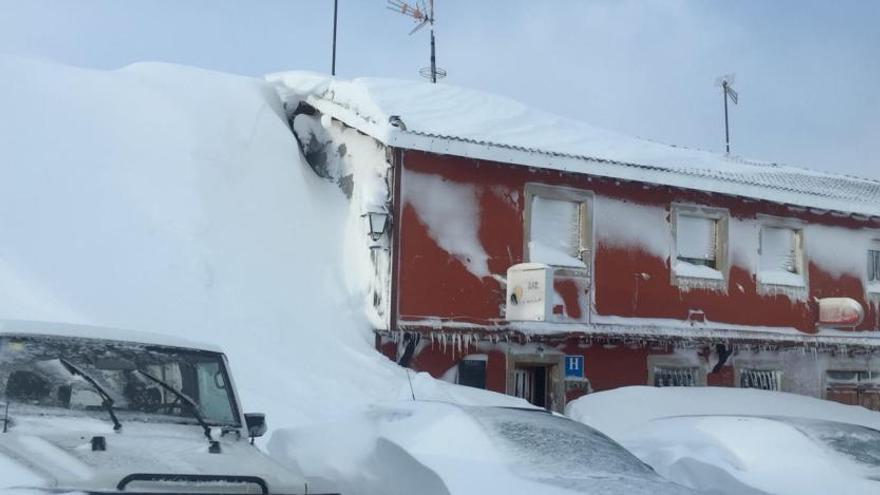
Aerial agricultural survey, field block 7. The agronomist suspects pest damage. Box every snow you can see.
[0,320,222,353]
[528,241,586,268]
[757,270,806,288]
[268,401,697,495]
[269,71,880,218]
[593,196,670,259]
[673,261,724,280]
[403,169,490,278]
[567,386,880,495]
[528,195,585,268]
[0,55,526,492]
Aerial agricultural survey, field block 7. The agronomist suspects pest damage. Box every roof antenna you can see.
[331,0,339,76]
[715,74,739,154]
[388,0,446,82]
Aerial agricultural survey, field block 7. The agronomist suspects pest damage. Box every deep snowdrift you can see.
[0,55,521,447]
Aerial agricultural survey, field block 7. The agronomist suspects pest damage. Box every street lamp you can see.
[362,210,390,241]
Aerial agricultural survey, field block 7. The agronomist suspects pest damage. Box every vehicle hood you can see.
[0,415,306,494]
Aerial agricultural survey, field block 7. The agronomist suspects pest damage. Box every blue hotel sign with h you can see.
[564,355,584,378]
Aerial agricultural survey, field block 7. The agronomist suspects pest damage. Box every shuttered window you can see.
[653,367,699,387]
[676,215,717,268]
[868,245,880,283]
[740,369,782,391]
[760,226,801,274]
[529,195,584,267]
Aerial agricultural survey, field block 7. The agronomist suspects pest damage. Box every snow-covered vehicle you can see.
[621,415,880,495]
[269,401,699,494]
[0,320,313,494]
[567,386,880,495]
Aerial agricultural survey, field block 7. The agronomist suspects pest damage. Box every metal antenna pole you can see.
[429,0,436,83]
[331,0,338,76]
[430,29,437,83]
[723,80,730,154]
[388,0,445,82]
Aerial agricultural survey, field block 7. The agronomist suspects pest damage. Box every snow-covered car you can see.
[624,415,880,495]
[567,386,880,495]
[268,401,699,495]
[0,320,315,494]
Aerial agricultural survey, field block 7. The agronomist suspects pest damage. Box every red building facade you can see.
[275,73,880,412]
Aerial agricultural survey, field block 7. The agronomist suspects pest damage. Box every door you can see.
[513,365,548,408]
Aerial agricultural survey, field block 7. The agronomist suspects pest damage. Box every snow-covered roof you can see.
[0,320,222,352]
[268,71,880,218]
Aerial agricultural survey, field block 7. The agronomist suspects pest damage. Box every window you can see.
[677,215,717,268]
[867,241,880,293]
[524,184,590,268]
[739,369,782,391]
[826,370,880,410]
[826,370,879,387]
[758,222,804,287]
[653,367,699,387]
[457,359,487,389]
[672,205,728,284]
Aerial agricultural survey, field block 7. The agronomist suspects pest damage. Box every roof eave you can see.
[307,96,880,219]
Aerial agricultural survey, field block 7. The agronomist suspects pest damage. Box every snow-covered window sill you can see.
[757,270,806,288]
[672,261,726,290]
[674,261,723,280]
[867,282,880,296]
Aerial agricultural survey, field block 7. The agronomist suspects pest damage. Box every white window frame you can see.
[757,215,807,291]
[825,369,880,393]
[523,183,593,269]
[670,204,730,289]
[647,355,706,387]
[867,239,880,295]
[737,368,783,391]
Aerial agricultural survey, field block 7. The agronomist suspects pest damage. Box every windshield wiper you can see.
[134,369,213,443]
[59,358,122,431]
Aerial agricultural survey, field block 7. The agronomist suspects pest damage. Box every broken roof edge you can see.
[270,72,880,219]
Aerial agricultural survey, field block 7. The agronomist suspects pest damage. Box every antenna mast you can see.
[331,0,339,76]
[388,0,446,82]
[715,74,739,154]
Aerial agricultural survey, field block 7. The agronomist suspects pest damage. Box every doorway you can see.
[513,365,549,408]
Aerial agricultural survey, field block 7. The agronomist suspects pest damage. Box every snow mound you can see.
[0,54,524,449]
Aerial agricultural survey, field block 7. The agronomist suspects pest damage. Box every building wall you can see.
[394,149,880,333]
[378,331,880,410]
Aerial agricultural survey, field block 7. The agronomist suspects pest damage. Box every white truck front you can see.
[0,321,315,494]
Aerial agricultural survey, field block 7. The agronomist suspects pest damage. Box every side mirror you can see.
[244,413,267,440]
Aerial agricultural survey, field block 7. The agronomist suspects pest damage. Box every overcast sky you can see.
[2,0,878,179]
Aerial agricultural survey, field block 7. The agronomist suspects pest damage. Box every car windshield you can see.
[0,335,239,426]
[775,417,880,480]
[464,407,694,494]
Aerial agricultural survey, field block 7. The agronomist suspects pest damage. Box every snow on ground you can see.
[567,386,880,495]
[0,55,525,491]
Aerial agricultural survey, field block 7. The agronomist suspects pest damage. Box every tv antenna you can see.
[715,73,738,154]
[388,0,446,83]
